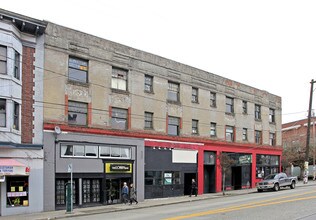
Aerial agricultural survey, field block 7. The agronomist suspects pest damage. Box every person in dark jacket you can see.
[122,182,129,204]
[190,179,197,197]
[129,183,138,205]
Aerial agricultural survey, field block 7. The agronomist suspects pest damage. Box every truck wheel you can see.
[257,189,263,193]
[290,181,296,189]
[273,183,280,191]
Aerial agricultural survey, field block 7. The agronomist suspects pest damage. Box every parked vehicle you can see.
[257,172,297,192]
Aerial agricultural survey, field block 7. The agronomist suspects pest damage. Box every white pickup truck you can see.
[257,172,298,192]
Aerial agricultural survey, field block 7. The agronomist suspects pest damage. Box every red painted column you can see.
[216,151,222,192]
[197,148,204,195]
[252,152,257,188]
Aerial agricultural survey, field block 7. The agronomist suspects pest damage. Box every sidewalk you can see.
[2,180,316,220]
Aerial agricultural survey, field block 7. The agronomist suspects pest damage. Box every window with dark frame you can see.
[6,176,29,206]
[255,130,262,144]
[168,81,180,102]
[111,107,128,130]
[14,50,20,80]
[68,101,88,126]
[210,122,216,137]
[192,87,198,103]
[269,108,275,123]
[0,99,5,127]
[210,92,216,107]
[255,104,261,120]
[269,132,276,146]
[112,67,128,91]
[242,101,247,114]
[168,116,180,136]
[144,75,153,92]
[145,112,153,129]
[226,96,234,114]
[0,45,7,74]
[192,119,198,134]
[13,101,19,130]
[225,126,234,142]
[68,57,88,83]
[242,128,248,141]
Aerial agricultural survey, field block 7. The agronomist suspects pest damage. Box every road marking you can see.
[164,191,316,220]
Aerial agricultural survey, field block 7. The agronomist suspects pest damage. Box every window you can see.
[0,99,5,127]
[255,130,262,144]
[85,145,98,157]
[0,45,7,74]
[242,101,247,114]
[73,145,85,157]
[111,107,128,130]
[144,75,153,92]
[210,92,216,107]
[6,176,29,206]
[168,81,180,102]
[13,101,19,130]
[192,87,198,103]
[269,108,275,123]
[145,171,162,185]
[255,104,261,120]
[112,67,127,91]
[242,128,248,141]
[144,112,153,129]
[269,133,276,146]
[210,122,216,137]
[226,97,234,114]
[82,179,100,203]
[192,119,198,134]
[56,179,77,205]
[168,116,180,136]
[226,126,234,142]
[68,101,88,126]
[68,57,88,83]
[14,50,20,80]
[164,171,180,185]
[61,145,74,157]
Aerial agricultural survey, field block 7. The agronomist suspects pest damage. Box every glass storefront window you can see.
[256,154,280,178]
[6,176,29,207]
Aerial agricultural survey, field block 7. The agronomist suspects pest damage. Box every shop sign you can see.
[0,166,29,176]
[105,163,132,173]
[239,155,252,164]
[0,166,14,174]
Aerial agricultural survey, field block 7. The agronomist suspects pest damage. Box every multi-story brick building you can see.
[0,9,46,216]
[41,20,283,210]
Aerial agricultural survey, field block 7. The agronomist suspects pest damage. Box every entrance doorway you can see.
[106,178,131,204]
[232,166,242,190]
[184,173,196,195]
[204,165,216,193]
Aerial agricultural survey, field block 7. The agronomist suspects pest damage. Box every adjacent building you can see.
[0,9,46,216]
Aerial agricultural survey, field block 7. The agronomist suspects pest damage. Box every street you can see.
[69,185,316,220]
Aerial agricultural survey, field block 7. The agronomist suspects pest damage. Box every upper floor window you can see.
[192,87,198,103]
[242,128,248,141]
[111,107,128,130]
[242,101,247,114]
[210,122,216,137]
[255,130,262,144]
[144,75,153,93]
[269,133,276,146]
[13,101,19,130]
[14,50,20,80]
[192,119,199,134]
[0,99,6,127]
[168,82,180,102]
[0,46,7,74]
[226,97,234,114]
[145,112,153,129]
[68,57,88,83]
[210,92,216,107]
[225,126,234,142]
[168,116,180,136]
[269,108,275,123]
[68,101,88,126]
[255,104,261,120]
[112,67,128,91]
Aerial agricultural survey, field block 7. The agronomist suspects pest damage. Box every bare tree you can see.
[218,152,236,195]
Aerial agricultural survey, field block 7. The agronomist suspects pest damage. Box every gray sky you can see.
[3,0,316,123]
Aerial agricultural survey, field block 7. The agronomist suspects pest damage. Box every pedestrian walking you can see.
[121,182,129,204]
[129,183,138,205]
[190,179,197,197]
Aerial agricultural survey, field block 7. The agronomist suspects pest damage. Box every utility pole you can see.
[306,79,315,167]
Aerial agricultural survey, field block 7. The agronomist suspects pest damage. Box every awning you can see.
[0,159,30,176]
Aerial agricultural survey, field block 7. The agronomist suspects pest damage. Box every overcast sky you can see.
[2,0,316,123]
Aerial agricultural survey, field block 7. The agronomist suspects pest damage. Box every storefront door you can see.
[106,178,131,204]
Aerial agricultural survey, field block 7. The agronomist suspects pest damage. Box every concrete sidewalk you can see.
[2,180,316,220]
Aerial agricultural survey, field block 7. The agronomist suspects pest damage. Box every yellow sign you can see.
[105,163,132,173]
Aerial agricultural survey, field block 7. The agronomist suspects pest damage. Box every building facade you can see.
[0,9,46,216]
[42,20,282,210]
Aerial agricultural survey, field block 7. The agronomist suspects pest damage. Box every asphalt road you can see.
[69,185,316,220]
